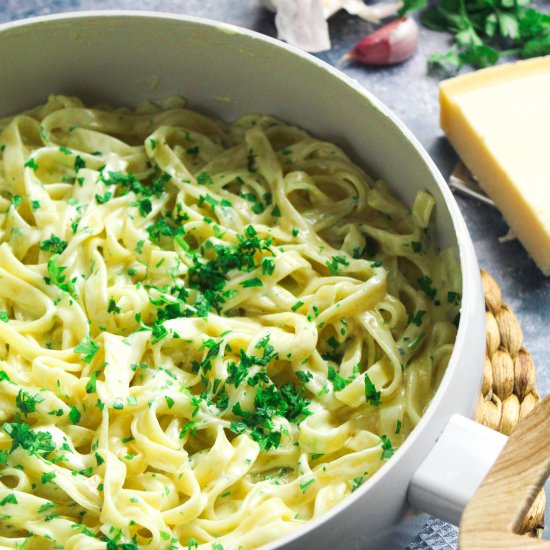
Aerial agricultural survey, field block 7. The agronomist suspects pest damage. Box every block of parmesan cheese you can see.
[439,56,550,276]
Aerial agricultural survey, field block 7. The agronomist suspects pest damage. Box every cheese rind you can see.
[440,56,550,276]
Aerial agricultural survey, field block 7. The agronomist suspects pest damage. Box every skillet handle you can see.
[459,394,550,549]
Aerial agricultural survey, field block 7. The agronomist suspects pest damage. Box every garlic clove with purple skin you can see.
[342,17,420,66]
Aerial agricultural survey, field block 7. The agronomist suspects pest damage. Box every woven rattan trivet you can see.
[474,269,545,537]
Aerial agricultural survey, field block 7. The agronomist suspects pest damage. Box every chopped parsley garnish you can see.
[75,335,100,363]
[364,373,381,406]
[74,156,86,172]
[112,398,124,410]
[40,234,68,255]
[0,494,17,506]
[41,471,56,484]
[138,197,152,217]
[100,169,168,199]
[68,406,81,424]
[409,310,427,326]
[418,275,437,300]
[196,171,214,185]
[85,372,98,394]
[240,278,263,288]
[380,434,395,460]
[179,421,198,439]
[351,476,365,492]
[70,217,81,234]
[146,214,185,245]
[12,195,22,209]
[0,311,8,323]
[2,421,56,456]
[38,501,55,513]
[24,158,38,171]
[328,366,353,392]
[107,297,121,314]
[44,254,77,299]
[299,479,315,492]
[95,191,113,204]
[447,291,461,306]
[326,255,349,275]
[230,381,311,451]
[262,258,275,275]
[15,390,45,416]
[296,370,313,384]
[164,396,175,409]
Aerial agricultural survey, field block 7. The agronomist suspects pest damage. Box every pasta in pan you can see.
[0,96,461,549]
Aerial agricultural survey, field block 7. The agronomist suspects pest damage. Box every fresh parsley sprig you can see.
[401,0,550,72]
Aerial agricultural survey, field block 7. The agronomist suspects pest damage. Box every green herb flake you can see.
[299,478,315,493]
[418,275,437,300]
[410,310,427,326]
[44,254,77,299]
[364,373,381,406]
[41,471,56,484]
[0,494,17,506]
[326,255,349,275]
[15,390,45,416]
[447,291,461,306]
[179,420,198,439]
[380,434,395,460]
[112,398,124,410]
[85,372,98,394]
[24,158,38,171]
[40,234,68,255]
[68,406,81,424]
[164,396,175,409]
[138,197,152,217]
[262,258,275,275]
[95,191,113,204]
[351,476,364,492]
[327,336,339,349]
[2,421,56,457]
[75,336,100,363]
[196,171,213,185]
[240,278,263,288]
[107,297,121,314]
[38,501,55,513]
[74,156,86,172]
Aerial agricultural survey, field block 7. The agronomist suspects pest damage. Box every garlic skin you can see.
[260,0,402,52]
[345,17,420,66]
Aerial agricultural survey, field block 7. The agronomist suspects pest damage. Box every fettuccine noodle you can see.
[0,95,461,549]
